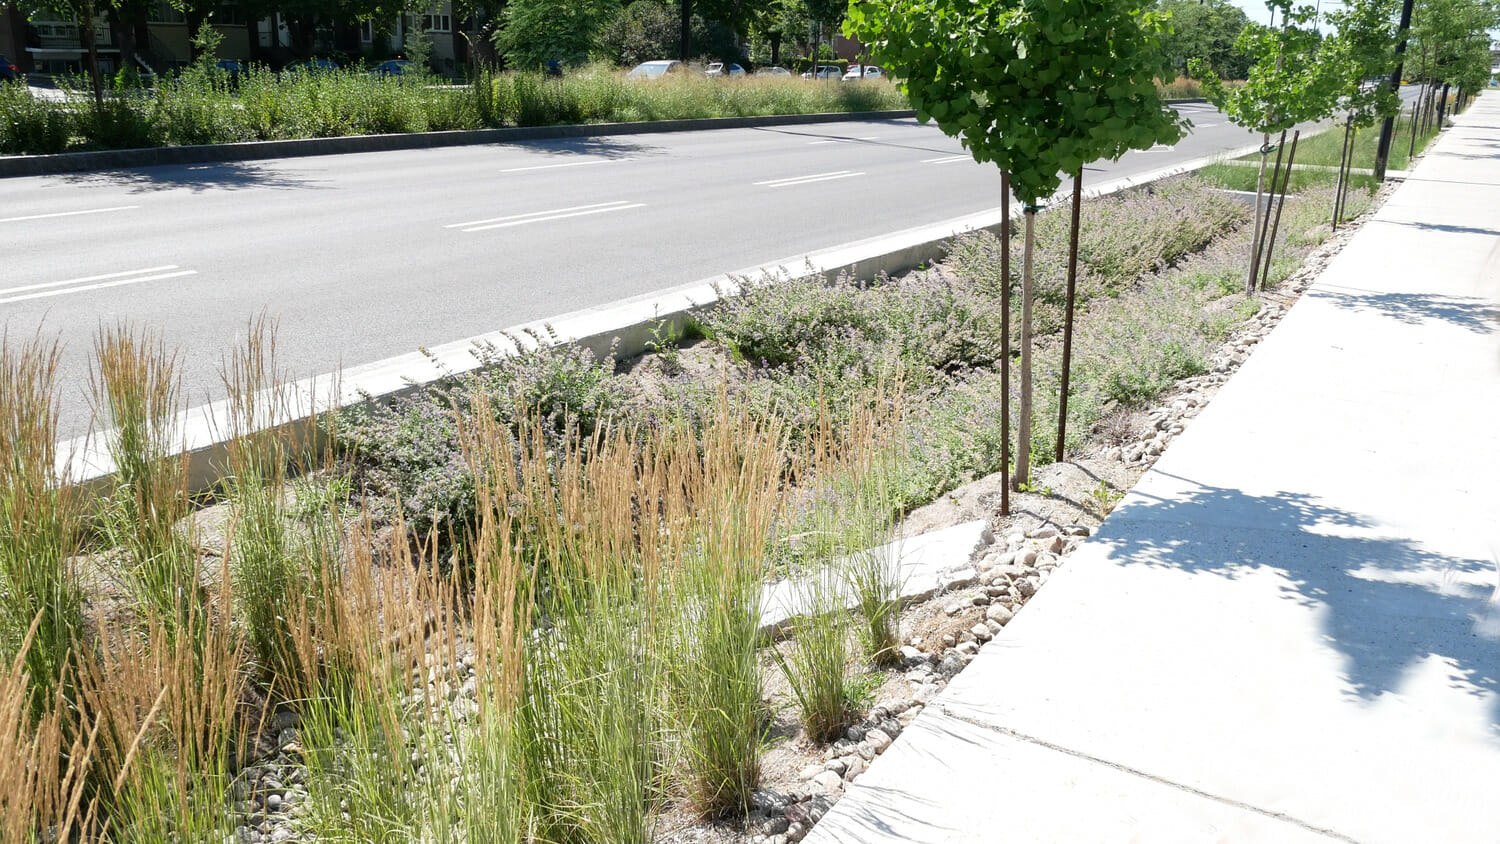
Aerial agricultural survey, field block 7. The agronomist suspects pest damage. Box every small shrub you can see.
[341,340,628,540]
[0,82,71,154]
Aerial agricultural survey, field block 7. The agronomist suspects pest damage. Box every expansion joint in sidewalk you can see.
[938,705,1361,844]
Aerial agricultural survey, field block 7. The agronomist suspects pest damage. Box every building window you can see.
[418,12,450,32]
[216,2,247,27]
[360,20,373,43]
[148,0,186,25]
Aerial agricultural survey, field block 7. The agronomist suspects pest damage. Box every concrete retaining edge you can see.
[59,139,1263,498]
[0,110,917,178]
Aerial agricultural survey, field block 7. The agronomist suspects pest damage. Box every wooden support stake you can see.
[999,171,1011,516]
[1261,130,1300,291]
[1055,170,1083,465]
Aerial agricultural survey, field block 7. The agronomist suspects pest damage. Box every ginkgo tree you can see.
[1193,0,1342,292]
[847,0,1184,491]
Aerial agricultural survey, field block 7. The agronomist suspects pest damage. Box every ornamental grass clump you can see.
[90,324,201,643]
[662,403,785,819]
[218,317,308,679]
[0,334,86,725]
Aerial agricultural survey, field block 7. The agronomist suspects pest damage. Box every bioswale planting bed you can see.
[0,162,1383,843]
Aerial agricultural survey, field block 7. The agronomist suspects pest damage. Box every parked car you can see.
[0,55,20,82]
[214,59,246,83]
[756,66,792,77]
[284,58,340,75]
[626,60,685,79]
[704,62,745,78]
[801,65,842,80]
[842,65,883,81]
[370,59,413,78]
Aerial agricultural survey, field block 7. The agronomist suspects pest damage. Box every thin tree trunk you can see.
[999,172,1011,516]
[1055,171,1083,465]
[1332,116,1352,231]
[81,0,104,105]
[1246,133,1271,294]
[680,0,692,62]
[1261,130,1299,290]
[1409,91,1420,158]
[1012,208,1035,492]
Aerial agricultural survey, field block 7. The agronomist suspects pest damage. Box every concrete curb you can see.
[2,98,1210,179]
[58,140,1263,497]
[0,110,917,178]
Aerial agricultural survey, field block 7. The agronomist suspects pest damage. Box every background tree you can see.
[22,0,108,101]
[494,0,619,67]
[848,0,1184,488]
[1157,0,1252,79]
[1408,0,1499,111]
[601,0,680,65]
[1193,0,1341,292]
[1321,0,1399,223]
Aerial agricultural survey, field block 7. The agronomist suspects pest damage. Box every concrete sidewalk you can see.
[807,94,1500,843]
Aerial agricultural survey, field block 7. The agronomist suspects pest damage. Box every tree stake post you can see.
[999,171,1011,516]
[1055,170,1083,465]
[1261,130,1300,290]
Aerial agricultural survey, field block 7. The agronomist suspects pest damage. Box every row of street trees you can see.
[849,0,1497,495]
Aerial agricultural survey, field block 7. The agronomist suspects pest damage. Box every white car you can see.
[627,60,686,79]
[757,66,792,77]
[704,62,746,78]
[842,65,883,81]
[801,65,842,80]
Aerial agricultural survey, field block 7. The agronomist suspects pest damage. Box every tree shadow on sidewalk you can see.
[1308,286,1498,335]
[1096,477,1500,727]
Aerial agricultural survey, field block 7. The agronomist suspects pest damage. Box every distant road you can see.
[0,103,1290,434]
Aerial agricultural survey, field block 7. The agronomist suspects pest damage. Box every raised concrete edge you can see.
[757,520,993,637]
[57,139,1264,499]
[0,110,917,178]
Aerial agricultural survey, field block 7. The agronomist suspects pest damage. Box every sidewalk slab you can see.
[808,706,1346,844]
[807,93,1500,843]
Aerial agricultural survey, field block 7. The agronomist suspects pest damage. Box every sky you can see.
[1222,0,1348,27]
[1223,0,1500,41]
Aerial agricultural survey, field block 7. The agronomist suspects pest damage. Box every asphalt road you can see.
[1,102,1282,434]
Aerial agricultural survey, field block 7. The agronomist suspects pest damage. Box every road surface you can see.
[1,103,1276,433]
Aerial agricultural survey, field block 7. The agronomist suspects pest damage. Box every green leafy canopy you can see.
[1190,0,1342,133]
[846,0,1187,204]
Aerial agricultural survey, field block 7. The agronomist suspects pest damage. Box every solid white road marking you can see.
[808,136,880,145]
[0,266,196,305]
[922,155,971,165]
[500,158,633,173]
[447,201,645,233]
[0,205,140,224]
[754,170,866,188]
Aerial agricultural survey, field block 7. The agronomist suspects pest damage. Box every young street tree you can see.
[847,0,1183,489]
[1193,0,1341,292]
